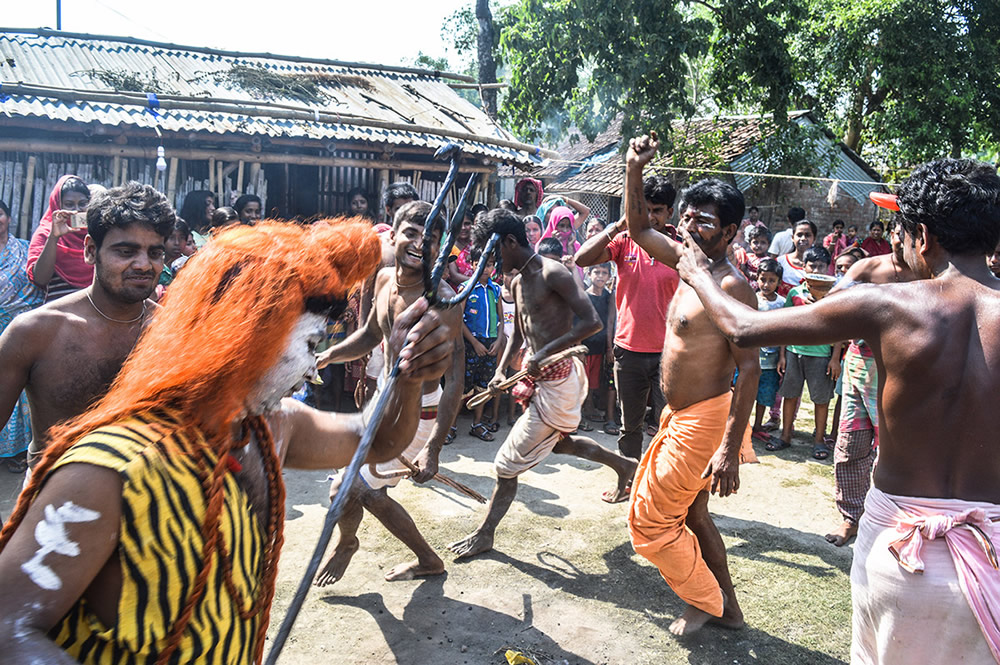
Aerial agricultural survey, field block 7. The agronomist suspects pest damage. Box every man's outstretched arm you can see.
[623,133,682,268]
[677,228,883,348]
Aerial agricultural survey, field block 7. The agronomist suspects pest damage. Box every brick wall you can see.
[742,180,886,236]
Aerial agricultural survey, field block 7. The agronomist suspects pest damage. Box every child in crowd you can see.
[524,215,543,248]
[211,206,240,230]
[769,246,842,459]
[751,258,785,442]
[861,220,891,256]
[462,248,505,441]
[165,219,196,281]
[582,263,620,435]
[833,223,861,258]
[740,225,772,286]
[823,219,845,252]
[776,219,818,295]
[989,239,1000,278]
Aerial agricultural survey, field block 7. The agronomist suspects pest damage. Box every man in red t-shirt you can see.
[576,176,679,482]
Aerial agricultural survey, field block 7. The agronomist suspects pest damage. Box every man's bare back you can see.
[511,254,592,362]
[0,290,155,460]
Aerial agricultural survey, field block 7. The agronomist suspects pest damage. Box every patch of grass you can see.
[808,463,835,480]
[781,477,812,488]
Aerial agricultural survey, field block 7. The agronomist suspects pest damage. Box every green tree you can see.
[797,0,1000,165]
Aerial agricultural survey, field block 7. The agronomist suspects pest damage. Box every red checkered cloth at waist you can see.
[511,357,574,407]
[421,405,438,420]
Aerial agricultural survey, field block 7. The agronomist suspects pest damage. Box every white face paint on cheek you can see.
[247,312,326,414]
[21,502,100,591]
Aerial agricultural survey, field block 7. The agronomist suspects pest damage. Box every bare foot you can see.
[314,537,359,587]
[709,593,745,630]
[384,556,445,581]
[825,520,858,547]
[669,605,714,636]
[602,458,638,503]
[448,530,494,559]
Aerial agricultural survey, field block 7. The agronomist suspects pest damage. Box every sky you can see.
[4,0,470,68]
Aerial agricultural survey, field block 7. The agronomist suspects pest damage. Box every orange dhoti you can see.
[627,391,756,617]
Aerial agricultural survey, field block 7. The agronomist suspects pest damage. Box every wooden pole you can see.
[111,155,121,187]
[216,160,224,203]
[0,139,493,174]
[18,156,35,238]
[208,158,216,195]
[236,160,244,194]
[166,157,179,203]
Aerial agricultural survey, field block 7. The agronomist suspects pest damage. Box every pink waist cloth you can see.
[866,487,1000,662]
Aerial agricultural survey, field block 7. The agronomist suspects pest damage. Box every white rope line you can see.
[533,157,895,187]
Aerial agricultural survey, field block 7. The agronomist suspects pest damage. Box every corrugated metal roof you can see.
[0,30,538,166]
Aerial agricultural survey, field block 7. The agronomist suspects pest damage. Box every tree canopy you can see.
[440,0,1000,170]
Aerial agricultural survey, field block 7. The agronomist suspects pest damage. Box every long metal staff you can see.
[265,143,501,665]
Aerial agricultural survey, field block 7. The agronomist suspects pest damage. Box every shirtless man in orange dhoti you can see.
[623,133,760,636]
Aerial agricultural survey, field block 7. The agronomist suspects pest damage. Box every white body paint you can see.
[21,502,100,591]
[247,312,327,415]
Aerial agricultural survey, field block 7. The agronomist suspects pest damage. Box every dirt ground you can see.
[0,403,853,664]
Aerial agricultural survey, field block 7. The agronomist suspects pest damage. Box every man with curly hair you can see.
[678,158,1000,664]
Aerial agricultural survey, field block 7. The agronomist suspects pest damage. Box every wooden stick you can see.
[236,160,245,194]
[166,157,179,203]
[18,156,35,239]
[394,457,488,504]
[466,345,588,409]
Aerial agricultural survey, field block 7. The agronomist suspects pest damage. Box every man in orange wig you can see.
[0,218,454,664]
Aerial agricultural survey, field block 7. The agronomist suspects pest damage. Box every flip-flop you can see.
[484,421,500,433]
[765,437,791,451]
[813,443,832,460]
[444,426,457,445]
[578,420,594,432]
[601,480,632,504]
[603,422,620,436]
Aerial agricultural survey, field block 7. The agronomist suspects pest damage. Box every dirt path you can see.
[0,409,852,664]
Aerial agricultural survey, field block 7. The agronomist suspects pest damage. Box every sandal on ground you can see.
[4,456,28,474]
[751,427,771,443]
[577,420,594,432]
[469,423,495,441]
[444,426,457,445]
[761,419,780,432]
[603,421,620,436]
[484,420,500,433]
[645,424,658,437]
[813,442,833,460]
[765,436,791,451]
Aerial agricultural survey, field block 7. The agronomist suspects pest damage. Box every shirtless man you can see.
[622,134,760,636]
[0,219,453,664]
[678,158,1000,664]
[824,221,916,546]
[448,209,637,559]
[0,182,172,470]
[313,201,465,585]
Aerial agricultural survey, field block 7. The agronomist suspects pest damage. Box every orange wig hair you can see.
[1,218,380,664]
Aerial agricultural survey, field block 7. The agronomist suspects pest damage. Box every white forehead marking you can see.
[21,502,100,591]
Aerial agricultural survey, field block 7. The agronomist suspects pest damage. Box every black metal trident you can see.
[265,143,501,665]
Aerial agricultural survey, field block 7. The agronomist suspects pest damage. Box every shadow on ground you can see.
[320,575,599,665]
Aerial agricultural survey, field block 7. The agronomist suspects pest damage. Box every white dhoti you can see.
[357,385,442,490]
[494,358,586,478]
[851,486,1000,664]
[365,341,385,379]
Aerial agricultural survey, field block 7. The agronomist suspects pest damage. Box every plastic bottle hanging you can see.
[156,146,167,172]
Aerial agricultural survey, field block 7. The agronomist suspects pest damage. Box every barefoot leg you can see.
[553,434,638,502]
[360,487,445,581]
[449,476,518,559]
[669,604,716,636]
[315,478,365,587]
[685,491,744,629]
[825,519,858,547]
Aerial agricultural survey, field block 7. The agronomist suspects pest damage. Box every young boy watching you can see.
[769,246,842,459]
[462,248,505,441]
[751,258,785,441]
[741,225,772,286]
[582,263,619,435]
